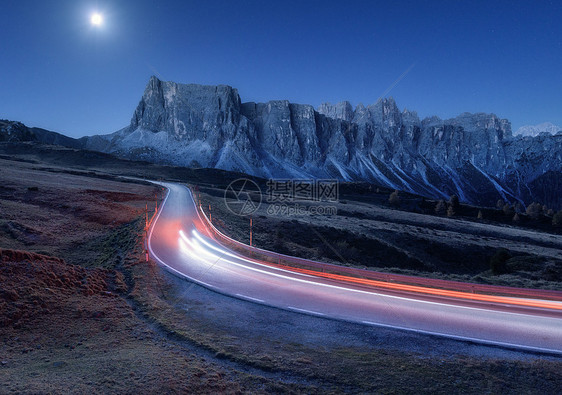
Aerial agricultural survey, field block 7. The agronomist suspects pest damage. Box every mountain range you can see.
[515,122,561,137]
[2,76,561,209]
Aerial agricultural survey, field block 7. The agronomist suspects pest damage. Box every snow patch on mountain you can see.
[515,122,561,137]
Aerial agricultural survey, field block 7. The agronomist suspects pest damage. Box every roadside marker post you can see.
[249,218,252,247]
[145,203,148,230]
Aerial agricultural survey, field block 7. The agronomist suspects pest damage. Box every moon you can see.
[91,13,103,26]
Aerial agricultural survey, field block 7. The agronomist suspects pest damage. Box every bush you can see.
[388,190,400,206]
[447,205,455,217]
[435,200,446,215]
[333,240,360,262]
[448,195,460,210]
[526,202,542,219]
[553,210,562,227]
[502,204,514,217]
[512,213,520,223]
[490,248,511,275]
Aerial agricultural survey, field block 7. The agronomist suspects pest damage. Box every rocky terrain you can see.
[516,122,561,137]
[3,77,561,210]
[81,76,562,210]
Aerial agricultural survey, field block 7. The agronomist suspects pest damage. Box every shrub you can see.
[526,202,542,220]
[333,240,360,262]
[553,210,562,227]
[447,205,455,217]
[448,194,460,209]
[388,190,400,206]
[512,213,520,223]
[435,200,446,215]
[490,248,511,275]
[502,203,514,217]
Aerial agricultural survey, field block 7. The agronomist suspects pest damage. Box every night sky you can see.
[1,0,561,137]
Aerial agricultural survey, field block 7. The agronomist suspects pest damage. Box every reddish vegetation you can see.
[0,161,247,393]
[0,248,126,328]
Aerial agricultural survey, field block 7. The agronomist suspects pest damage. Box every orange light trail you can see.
[262,261,562,311]
[193,191,562,312]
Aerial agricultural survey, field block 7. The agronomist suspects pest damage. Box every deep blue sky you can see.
[1,0,561,137]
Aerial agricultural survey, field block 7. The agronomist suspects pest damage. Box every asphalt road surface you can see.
[147,181,562,354]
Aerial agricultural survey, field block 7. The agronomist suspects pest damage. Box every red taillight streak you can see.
[264,261,562,311]
[194,191,562,311]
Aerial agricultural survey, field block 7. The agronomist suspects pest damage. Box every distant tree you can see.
[546,208,555,217]
[526,202,542,220]
[496,199,505,209]
[389,190,400,206]
[376,188,380,193]
[447,205,455,217]
[448,194,460,209]
[553,210,562,227]
[490,248,511,275]
[503,204,514,217]
[512,213,520,223]
[514,202,523,213]
[435,200,446,215]
[477,210,484,220]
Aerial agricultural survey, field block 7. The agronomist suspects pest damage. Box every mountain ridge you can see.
[515,122,562,137]
[83,76,561,208]
[2,76,561,209]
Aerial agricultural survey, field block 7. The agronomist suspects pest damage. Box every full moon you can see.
[91,13,103,26]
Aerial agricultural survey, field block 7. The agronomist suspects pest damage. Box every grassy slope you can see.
[1,144,561,393]
[198,183,562,291]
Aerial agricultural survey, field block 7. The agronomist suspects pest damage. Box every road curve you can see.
[147,181,562,354]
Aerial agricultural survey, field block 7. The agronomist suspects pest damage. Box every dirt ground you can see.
[1,152,561,393]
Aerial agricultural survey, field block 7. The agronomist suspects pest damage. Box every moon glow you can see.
[91,13,103,26]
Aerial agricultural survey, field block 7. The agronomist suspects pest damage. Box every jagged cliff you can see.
[76,76,561,209]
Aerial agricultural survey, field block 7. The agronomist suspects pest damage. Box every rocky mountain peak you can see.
[365,97,401,127]
[317,101,354,122]
[83,77,562,209]
[515,122,562,137]
[130,77,242,140]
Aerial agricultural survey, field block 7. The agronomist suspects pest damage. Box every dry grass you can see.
[201,184,562,290]
[0,159,248,393]
[1,152,561,393]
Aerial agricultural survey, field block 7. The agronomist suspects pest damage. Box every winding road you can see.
[147,181,562,354]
